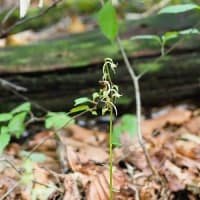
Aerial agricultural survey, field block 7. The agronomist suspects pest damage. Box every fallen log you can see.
[0,12,200,112]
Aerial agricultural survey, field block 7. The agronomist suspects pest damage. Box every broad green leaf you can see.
[98,1,119,42]
[74,97,91,106]
[45,112,74,129]
[11,102,31,114]
[112,124,122,146]
[112,114,137,146]
[92,92,99,100]
[121,114,137,136]
[20,151,46,163]
[1,126,8,134]
[159,4,200,14]
[0,127,10,154]
[179,28,200,35]
[70,105,89,113]
[8,112,27,138]
[0,113,12,122]
[162,31,178,42]
[131,35,161,43]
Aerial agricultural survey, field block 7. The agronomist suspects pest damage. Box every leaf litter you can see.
[1,106,200,199]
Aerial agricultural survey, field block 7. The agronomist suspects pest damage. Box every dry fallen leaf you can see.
[63,174,81,200]
[86,168,128,200]
[142,108,192,136]
[65,124,107,146]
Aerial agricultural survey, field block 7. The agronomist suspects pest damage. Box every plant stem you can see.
[109,107,113,200]
[116,37,158,176]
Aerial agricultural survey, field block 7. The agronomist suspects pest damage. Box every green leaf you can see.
[131,35,161,43]
[11,102,31,114]
[121,115,137,136]
[0,127,10,154]
[45,112,74,129]
[20,151,46,163]
[179,28,200,35]
[0,113,13,122]
[70,105,89,113]
[159,4,200,14]
[91,111,97,116]
[162,31,178,42]
[74,97,91,106]
[112,124,122,146]
[112,114,137,146]
[8,112,27,138]
[98,1,119,42]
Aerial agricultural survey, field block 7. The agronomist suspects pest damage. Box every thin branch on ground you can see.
[8,88,49,112]
[0,157,22,175]
[0,181,20,200]
[0,78,27,92]
[129,185,140,200]
[23,133,53,162]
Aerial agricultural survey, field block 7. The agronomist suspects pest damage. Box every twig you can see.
[24,108,92,165]
[116,37,158,176]
[8,88,48,112]
[129,185,140,200]
[126,0,172,20]
[0,78,27,92]
[0,157,22,175]
[25,116,45,126]
[1,4,18,25]
[0,181,20,200]
[0,0,64,38]
[23,134,53,162]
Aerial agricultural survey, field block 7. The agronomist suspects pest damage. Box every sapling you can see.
[98,0,158,186]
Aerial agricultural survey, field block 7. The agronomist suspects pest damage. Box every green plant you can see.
[98,1,158,192]
[131,28,200,56]
[113,114,137,146]
[2,1,200,199]
[0,102,31,154]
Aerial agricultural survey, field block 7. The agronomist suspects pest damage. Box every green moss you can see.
[137,62,162,73]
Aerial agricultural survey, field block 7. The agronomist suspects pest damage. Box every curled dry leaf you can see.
[175,140,200,160]
[142,108,192,136]
[86,168,128,200]
[65,145,108,174]
[65,125,107,146]
[161,160,194,192]
[63,174,81,200]
[184,116,200,135]
[27,131,56,151]
[0,176,18,198]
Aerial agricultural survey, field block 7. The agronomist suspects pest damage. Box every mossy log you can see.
[1,12,200,112]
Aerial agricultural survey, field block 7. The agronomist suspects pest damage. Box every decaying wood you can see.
[1,12,200,111]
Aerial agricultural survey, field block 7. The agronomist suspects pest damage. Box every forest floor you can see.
[1,104,200,200]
